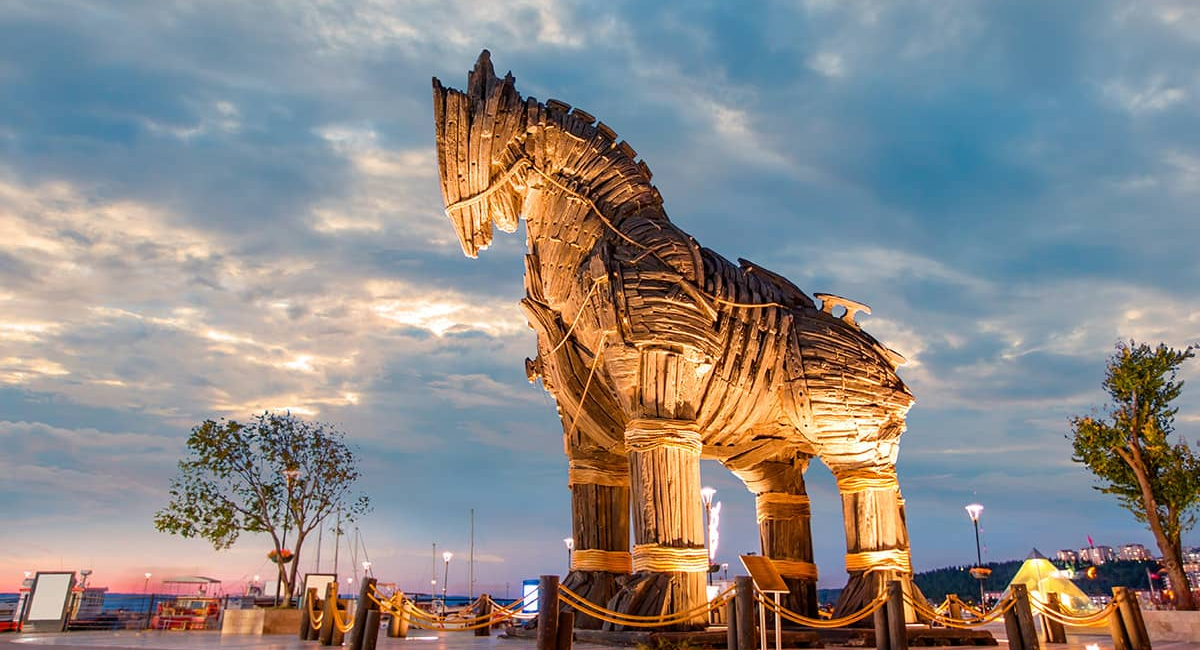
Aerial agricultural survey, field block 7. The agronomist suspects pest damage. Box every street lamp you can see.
[442,551,453,613]
[965,503,987,607]
[143,572,152,594]
[563,537,574,574]
[700,486,716,585]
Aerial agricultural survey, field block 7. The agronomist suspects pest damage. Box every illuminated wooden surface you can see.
[432,51,919,627]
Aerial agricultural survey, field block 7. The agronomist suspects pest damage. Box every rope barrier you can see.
[305,593,323,628]
[1027,596,1117,627]
[752,586,887,629]
[557,583,732,627]
[899,591,1015,629]
[329,600,355,634]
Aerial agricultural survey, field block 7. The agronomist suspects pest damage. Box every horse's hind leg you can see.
[725,449,819,618]
[562,447,631,629]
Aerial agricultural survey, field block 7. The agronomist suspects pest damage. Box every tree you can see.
[1070,341,1200,610]
[155,412,370,604]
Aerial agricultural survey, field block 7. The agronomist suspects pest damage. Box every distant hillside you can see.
[913,559,1161,602]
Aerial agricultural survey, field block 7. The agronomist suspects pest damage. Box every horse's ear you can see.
[469,50,497,93]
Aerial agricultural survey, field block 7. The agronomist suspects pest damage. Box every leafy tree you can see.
[155,412,370,604]
[1070,341,1200,610]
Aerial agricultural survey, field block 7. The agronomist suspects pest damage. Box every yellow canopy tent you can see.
[1000,549,1095,613]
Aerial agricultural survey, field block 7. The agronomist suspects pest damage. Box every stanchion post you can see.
[1043,592,1067,644]
[886,581,908,650]
[349,577,377,650]
[362,610,381,650]
[1011,584,1039,650]
[1003,595,1025,650]
[556,610,575,650]
[536,575,559,650]
[1114,587,1150,650]
[874,595,891,650]
[331,599,347,648]
[735,576,756,650]
[475,594,493,637]
[726,597,738,650]
[300,587,318,640]
[388,592,408,638]
[1107,594,1131,650]
[319,582,338,646]
[948,597,962,622]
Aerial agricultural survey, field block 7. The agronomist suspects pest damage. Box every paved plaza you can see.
[1,626,1197,650]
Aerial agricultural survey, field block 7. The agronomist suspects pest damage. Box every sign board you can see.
[302,573,337,610]
[23,572,75,632]
[521,579,539,613]
[739,555,789,593]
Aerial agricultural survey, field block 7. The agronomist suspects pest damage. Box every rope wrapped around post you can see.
[570,549,633,573]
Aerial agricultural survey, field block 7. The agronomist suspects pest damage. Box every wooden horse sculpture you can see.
[433,51,917,629]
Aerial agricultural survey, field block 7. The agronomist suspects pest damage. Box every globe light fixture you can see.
[965,503,986,607]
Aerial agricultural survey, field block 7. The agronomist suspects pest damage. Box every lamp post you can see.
[442,551,453,613]
[965,503,986,607]
[563,537,574,574]
[143,572,152,594]
[700,486,716,585]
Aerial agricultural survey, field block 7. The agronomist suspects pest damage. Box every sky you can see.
[2,0,1200,596]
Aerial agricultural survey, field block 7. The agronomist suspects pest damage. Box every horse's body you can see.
[433,52,918,628]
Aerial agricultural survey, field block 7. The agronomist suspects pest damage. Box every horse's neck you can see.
[518,123,666,309]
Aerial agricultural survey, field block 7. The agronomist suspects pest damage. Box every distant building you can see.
[1057,549,1079,564]
[1079,545,1117,565]
[1118,544,1151,561]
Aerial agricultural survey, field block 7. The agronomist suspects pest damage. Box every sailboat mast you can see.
[469,509,475,599]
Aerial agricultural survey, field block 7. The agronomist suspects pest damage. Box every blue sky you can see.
[2,0,1200,594]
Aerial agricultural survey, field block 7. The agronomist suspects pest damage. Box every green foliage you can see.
[1068,340,1200,609]
[913,560,1022,603]
[1070,341,1200,539]
[154,412,370,599]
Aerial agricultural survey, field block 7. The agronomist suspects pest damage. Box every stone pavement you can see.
[1,628,1197,650]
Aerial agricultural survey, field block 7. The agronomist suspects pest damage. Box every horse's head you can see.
[432,50,530,258]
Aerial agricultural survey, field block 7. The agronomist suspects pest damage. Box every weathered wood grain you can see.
[432,51,921,630]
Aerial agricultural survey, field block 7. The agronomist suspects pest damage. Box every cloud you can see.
[2,0,1200,591]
